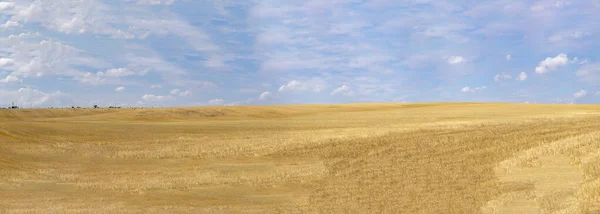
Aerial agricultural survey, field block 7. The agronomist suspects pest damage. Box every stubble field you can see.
[1,103,600,213]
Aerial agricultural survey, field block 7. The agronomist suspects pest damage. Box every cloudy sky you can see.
[0,0,599,107]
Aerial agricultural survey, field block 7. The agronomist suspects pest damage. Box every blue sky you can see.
[0,0,599,107]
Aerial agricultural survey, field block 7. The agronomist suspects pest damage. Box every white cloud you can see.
[123,52,191,85]
[0,36,108,83]
[529,0,571,12]
[170,89,180,95]
[251,2,397,74]
[0,88,71,107]
[516,72,528,81]
[141,94,174,102]
[576,63,600,85]
[115,86,125,92]
[461,86,486,93]
[0,58,15,66]
[150,84,163,88]
[179,90,191,96]
[494,72,512,82]
[126,0,177,5]
[535,53,569,74]
[569,57,589,65]
[278,81,303,92]
[548,31,591,43]
[78,68,142,85]
[506,54,511,61]
[104,68,137,77]
[3,1,133,39]
[259,91,272,100]
[330,85,354,96]
[208,98,224,105]
[554,1,571,8]
[203,56,226,69]
[445,56,466,64]
[419,23,472,43]
[2,0,221,64]
[198,81,217,88]
[278,78,327,93]
[226,98,255,106]
[0,2,15,10]
[573,90,587,98]
[0,20,21,29]
[79,73,103,85]
[0,75,21,83]
[125,17,219,52]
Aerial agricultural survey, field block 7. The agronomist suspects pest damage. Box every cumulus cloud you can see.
[141,94,174,102]
[0,2,15,10]
[445,56,466,64]
[103,68,137,77]
[461,86,486,93]
[208,98,224,105]
[0,75,21,83]
[535,53,569,74]
[278,81,303,92]
[0,88,71,107]
[170,89,180,95]
[516,72,528,81]
[506,54,511,61]
[278,78,326,93]
[259,91,272,100]
[0,20,21,29]
[115,86,125,92]
[2,1,133,38]
[330,85,354,96]
[0,58,15,66]
[494,73,512,82]
[573,90,587,98]
[178,90,191,96]
[0,35,108,83]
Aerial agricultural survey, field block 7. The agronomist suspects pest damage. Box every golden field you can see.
[1,102,600,213]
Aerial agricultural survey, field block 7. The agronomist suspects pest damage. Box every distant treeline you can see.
[0,105,20,109]
[0,105,157,109]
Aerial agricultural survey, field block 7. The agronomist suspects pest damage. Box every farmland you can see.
[1,103,600,213]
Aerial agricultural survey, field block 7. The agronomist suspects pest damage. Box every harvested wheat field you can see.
[2,102,600,213]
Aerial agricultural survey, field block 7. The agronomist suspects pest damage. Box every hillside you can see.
[1,103,600,213]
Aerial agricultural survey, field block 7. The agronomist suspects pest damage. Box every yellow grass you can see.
[1,102,600,213]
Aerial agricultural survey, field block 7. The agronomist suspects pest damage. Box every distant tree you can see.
[93,105,98,109]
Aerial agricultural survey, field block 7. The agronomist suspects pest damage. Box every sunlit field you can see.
[2,103,600,213]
